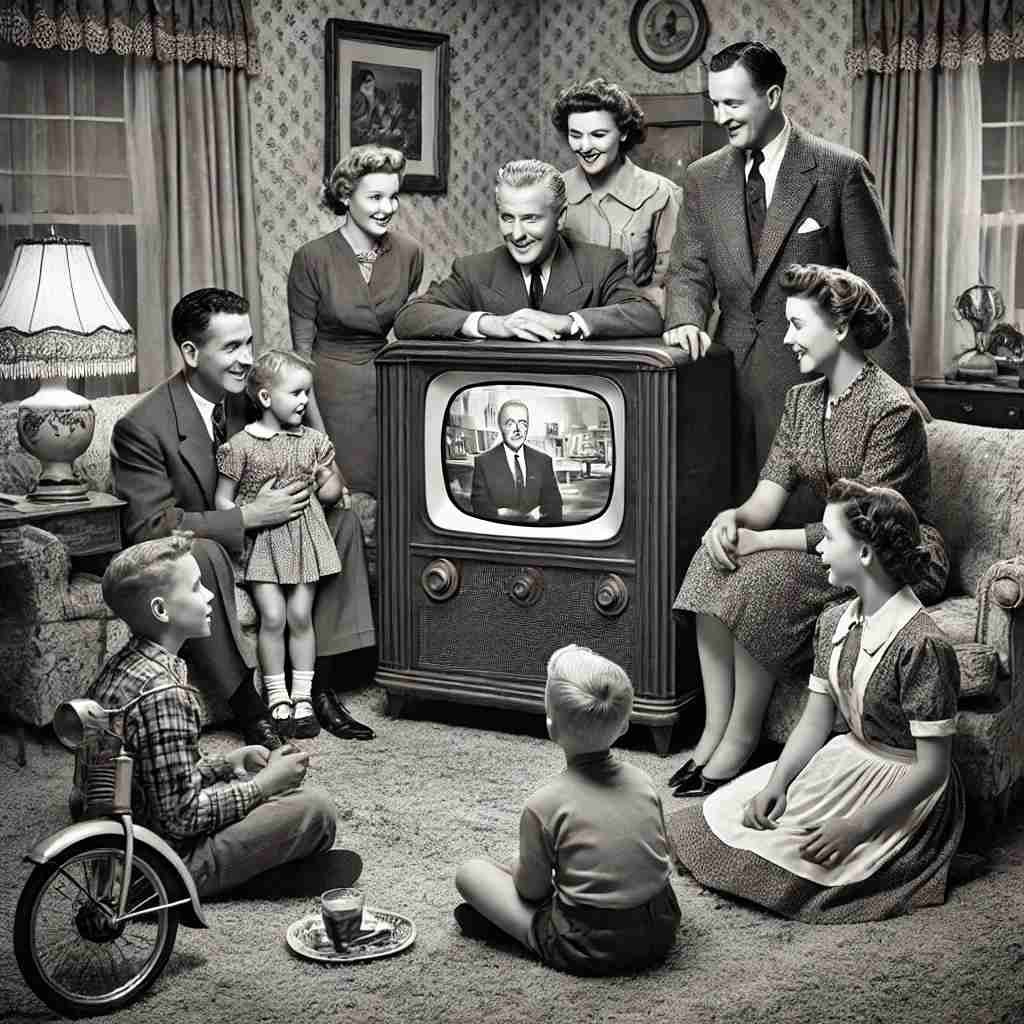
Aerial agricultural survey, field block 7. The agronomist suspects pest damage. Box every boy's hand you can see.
[253,745,309,797]
[226,744,271,777]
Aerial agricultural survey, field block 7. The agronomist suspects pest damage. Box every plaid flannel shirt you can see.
[85,635,262,853]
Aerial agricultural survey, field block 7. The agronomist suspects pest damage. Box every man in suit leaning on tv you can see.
[109,288,377,745]
[393,159,663,342]
[471,398,563,523]
[662,40,911,499]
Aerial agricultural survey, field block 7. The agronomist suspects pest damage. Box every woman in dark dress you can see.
[287,144,424,497]
[668,265,948,797]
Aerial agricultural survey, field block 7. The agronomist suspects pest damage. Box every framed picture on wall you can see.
[324,19,450,194]
[628,0,709,73]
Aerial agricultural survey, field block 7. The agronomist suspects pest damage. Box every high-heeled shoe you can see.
[668,758,705,789]
[674,772,736,798]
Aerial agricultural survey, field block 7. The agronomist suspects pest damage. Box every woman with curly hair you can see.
[668,265,948,798]
[288,144,424,498]
[669,479,965,923]
[551,77,681,313]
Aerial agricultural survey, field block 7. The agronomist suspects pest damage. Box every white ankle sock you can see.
[292,670,315,717]
[263,673,290,719]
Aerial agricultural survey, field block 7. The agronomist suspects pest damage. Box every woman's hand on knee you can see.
[703,509,740,570]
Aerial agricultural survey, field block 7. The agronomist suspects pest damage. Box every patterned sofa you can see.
[0,393,377,728]
[763,417,1024,828]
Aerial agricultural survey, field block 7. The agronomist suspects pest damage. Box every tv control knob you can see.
[421,558,460,601]
[594,574,629,617]
[508,567,543,607]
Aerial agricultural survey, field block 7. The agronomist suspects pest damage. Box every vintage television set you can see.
[375,339,732,754]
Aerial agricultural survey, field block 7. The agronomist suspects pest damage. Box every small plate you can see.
[286,907,415,963]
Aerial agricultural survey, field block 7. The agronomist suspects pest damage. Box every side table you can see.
[0,491,125,556]
[914,376,1024,429]
[0,492,125,765]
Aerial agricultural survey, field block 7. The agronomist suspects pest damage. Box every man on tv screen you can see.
[471,399,563,523]
[393,159,663,341]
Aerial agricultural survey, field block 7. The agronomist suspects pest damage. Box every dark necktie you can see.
[211,400,227,450]
[746,148,766,261]
[514,452,525,508]
[528,267,544,310]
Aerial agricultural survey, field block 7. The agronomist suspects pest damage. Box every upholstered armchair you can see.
[764,417,1024,828]
[0,391,379,730]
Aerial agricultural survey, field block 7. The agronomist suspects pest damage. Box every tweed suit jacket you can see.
[393,235,663,340]
[111,372,250,555]
[664,122,910,385]
[470,444,563,522]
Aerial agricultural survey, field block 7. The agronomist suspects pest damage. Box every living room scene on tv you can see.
[443,383,614,525]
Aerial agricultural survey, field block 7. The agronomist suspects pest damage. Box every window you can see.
[0,44,137,399]
[980,59,1024,324]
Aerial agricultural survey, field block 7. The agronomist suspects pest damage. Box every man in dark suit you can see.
[663,41,911,499]
[110,288,375,744]
[393,159,663,342]
[471,399,563,523]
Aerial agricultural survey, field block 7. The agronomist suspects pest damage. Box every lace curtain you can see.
[847,0,1024,76]
[0,0,259,75]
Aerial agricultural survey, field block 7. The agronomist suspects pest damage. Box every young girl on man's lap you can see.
[215,349,348,739]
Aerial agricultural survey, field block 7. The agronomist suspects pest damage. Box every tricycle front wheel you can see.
[14,837,179,1017]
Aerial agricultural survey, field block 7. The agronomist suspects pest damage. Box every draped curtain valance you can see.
[0,0,259,74]
[847,0,1024,76]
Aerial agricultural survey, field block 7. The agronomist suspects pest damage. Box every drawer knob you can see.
[1009,408,1018,420]
[421,558,460,601]
[594,574,629,617]
[959,402,974,414]
[508,567,543,607]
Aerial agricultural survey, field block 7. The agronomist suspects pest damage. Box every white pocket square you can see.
[797,217,822,234]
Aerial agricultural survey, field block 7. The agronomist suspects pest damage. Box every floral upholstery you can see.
[763,418,1024,823]
[0,392,378,728]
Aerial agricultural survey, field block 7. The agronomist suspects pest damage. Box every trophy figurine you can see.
[950,281,1005,381]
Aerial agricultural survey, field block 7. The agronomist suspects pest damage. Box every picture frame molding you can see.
[324,18,450,195]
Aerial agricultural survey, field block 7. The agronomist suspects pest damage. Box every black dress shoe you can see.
[314,690,375,740]
[242,717,283,751]
[673,771,736,798]
[668,758,705,789]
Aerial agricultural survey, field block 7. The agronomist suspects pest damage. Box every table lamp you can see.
[0,233,136,502]
[951,281,1005,382]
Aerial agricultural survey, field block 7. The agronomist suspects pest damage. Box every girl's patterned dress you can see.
[217,424,342,584]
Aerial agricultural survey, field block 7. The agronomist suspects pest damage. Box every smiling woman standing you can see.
[666,265,948,800]
[551,78,681,315]
[288,145,424,497]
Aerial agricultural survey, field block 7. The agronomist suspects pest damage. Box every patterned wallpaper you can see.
[250,0,852,343]
[249,0,540,344]
[539,0,851,168]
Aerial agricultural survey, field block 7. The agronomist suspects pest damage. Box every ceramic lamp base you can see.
[954,348,999,382]
[17,380,95,503]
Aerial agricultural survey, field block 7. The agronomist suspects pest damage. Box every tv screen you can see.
[424,371,625,541]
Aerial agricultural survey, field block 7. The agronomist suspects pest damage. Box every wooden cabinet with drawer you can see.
[914,377,1024,429]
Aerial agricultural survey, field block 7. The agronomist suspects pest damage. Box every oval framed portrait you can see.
[629,0,709,73]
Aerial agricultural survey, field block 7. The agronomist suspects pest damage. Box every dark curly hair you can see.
[550,78,646,154]
[826,479,931,586]
[780,264,893,350]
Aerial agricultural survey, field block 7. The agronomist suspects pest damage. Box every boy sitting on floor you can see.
[454,644,681,975]
[83,531,359,898]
